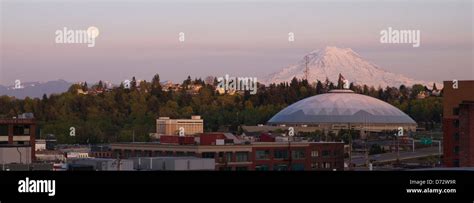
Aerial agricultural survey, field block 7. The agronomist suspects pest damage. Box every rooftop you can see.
[268,90,416,125]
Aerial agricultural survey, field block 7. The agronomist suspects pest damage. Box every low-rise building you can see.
[67,158,134,171]
[0,116,37,163]
[132,157,215,171]
[111,133,344,171]
[156,116,204,136]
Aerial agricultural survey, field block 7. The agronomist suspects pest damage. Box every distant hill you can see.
[0,79,72,99]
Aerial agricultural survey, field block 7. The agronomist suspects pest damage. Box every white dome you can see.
[268,90,416,125]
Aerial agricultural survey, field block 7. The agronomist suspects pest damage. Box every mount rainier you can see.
[262,46,437,88]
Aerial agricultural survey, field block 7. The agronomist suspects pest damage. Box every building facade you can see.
[0,117,37,163]
[156,116,203,135]
[110,133,344,171]
[458,101,474,166]
[443,80,474,167]
[251,142,344,171]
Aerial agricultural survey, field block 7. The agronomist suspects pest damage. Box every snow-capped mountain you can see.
[263,46,438,88]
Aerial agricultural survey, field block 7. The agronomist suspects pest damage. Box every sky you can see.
[1,0,473,86]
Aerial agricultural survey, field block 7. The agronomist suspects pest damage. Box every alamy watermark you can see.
[55,26,100,47]
[217,74,258,95]
[380,27,420,47]
[18,177,55,197]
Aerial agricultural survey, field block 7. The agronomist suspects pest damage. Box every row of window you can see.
[311,162,333,169]
[122,150,194,157]
[0,125,31,136]
[117,149,339,162]
[118,150,251,162]
[256,162,334,170]
[202,152,249,162]
[255,149,336,160]
[311,150,334,157]
[255,149,306,160]
[219,166,249,171]
[255,164,305,171]
[255,162,335,171]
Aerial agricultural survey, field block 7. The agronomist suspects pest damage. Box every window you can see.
[255,165,269,171]
[454,146,460,155]
[453,107,459,116]
[24,126,30,135]
[236,166,248,171]
[323,162,331,169]
[0,125,8,136]
[311,162,319,169]
[219,167,232,171]
[226,152,233,162]
[453,120,459,128]
[202,152,215,158]
[274,150,288,159]
[311,150,319,157]
[454,133,459,141]
[322,150,330,157]
[292,150,306,159]
[273,164,288,171]
[255,150,270,160]
[124,150,131,158]
[291,163,305,171]
[235,152,248,162]
[13,125,30,135]
[453,159,460,167]
[176,151,186,156]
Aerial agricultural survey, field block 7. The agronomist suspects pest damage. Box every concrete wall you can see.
[0,147,32,164]
[68,158,134,171]
[133,157,215,171]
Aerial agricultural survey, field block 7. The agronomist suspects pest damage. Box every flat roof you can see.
[0,118,36,124]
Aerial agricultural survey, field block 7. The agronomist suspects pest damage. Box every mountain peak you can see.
[308,46,355,55]
[263,46,438,88]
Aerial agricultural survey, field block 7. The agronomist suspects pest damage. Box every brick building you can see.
[458,101,474,166]
[442,80,474,167]
[110,133,344,171]
[0,117,37,163]
[252,142,344,171]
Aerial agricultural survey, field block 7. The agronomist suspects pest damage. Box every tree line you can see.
[0,74,442,144]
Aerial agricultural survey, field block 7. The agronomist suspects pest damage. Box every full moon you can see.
[87,26,100,38]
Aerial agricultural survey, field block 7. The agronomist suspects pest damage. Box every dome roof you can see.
[268,90,416,125]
